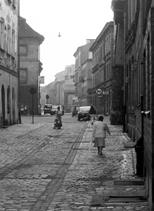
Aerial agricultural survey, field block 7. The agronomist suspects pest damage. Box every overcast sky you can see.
[20,0,113,85]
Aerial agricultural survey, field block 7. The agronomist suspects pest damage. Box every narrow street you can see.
[0,114,149,210]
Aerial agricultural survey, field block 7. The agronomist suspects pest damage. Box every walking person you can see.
[89,105,96,125]
[53,106,62,129]
[92,115,111,156]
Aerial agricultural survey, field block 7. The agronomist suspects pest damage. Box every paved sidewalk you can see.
[47,117,149,211]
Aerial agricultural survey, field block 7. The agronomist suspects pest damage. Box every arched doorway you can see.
[1,85,5,125]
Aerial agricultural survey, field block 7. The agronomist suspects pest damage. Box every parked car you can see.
[52,105,64,115]
[51,105,58,115]
[77,106,91,121]
[44,104,52,115]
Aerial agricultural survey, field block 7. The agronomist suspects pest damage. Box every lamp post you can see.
[46,94,49,104]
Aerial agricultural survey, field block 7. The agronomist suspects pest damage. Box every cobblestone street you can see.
[0,114,150,210]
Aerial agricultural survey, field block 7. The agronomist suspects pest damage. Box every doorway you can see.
[1,85,5,125]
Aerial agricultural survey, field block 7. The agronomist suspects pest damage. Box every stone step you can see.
[114,179,144,186]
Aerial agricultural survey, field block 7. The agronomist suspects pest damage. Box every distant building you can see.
[40,82,56,107]
[41,64,76,113]
[63,65,76,112]
[90,22,114,115]
[74,39,94,106]
[19,17,44,115]
[0,0,19,127]
[54,70,65,106]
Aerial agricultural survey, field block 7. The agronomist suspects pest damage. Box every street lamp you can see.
[46,94,49,104]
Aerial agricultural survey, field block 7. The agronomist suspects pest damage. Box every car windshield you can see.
[79,106,90,112]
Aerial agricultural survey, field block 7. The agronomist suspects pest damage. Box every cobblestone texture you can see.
[0,114,150,211]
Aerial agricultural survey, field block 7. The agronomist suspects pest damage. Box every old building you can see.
[111,1,125,125]
[19,17,44,115]
[90,22,114,115]
[74,39,94,106]
[63,65,76,112]
[41,65,76,113]
[54,70,65,106]
[40,81,56,108]
[112,0,154,210]
[54,65,76,112]
[0,0,19,126]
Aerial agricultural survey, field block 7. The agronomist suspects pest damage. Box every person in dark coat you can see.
[89,105,96,125]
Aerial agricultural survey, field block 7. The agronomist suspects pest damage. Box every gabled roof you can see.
[19,17,44,43]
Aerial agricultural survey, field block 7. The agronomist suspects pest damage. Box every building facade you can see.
[112,0,154,210]
[90,22,114,115]
[63,65,76,112]
[54,70,65,106]
[41,65,76,113]
[74,40,94,106]
[0,0,19,127]
[40,81,56,108]
[19,17,44,115]
[111,1,125,125]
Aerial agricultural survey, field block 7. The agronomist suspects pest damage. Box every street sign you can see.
[96,88,103,98]
[96,88,102,95]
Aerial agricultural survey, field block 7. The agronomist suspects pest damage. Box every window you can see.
[7,24,11,53]
[12,0,16,9]
[88,51,93,59]
[0,18,4,49]
[20,68,28,84]
[7,86,10,113]
[12,29,15,54]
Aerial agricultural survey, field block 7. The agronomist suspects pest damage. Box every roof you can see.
[90,21,114,51]
[73,39,95,57]
[19,17,44,43]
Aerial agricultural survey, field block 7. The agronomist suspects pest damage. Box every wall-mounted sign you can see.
[96,88,102,95]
